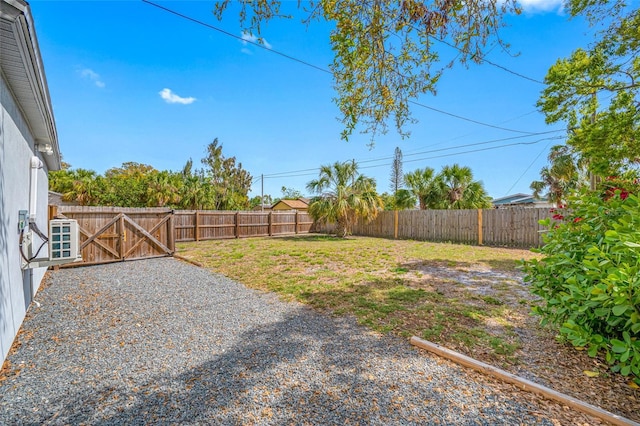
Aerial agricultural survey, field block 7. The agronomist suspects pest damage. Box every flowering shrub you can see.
[522,189,640,383]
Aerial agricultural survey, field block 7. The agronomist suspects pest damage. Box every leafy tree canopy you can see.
[281,186,304,199]
[538,0,639,176]
[213,0,519,141]
[49,140,253,210]
[201,138,253,210]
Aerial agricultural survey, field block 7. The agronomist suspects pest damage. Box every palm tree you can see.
[61,169,100,205]
[530,145,587,206]
[404,167,437,209]
[307,161,383,238]
[146,171,181,207]
[393,189,416,210]
[434,164,492,209]
[180,172,209,210]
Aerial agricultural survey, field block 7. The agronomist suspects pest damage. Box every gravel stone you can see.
[1,258,562,425]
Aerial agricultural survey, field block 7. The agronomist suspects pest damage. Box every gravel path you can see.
[1,257,570,425]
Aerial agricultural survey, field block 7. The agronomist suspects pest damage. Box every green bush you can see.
[522,190,640,382]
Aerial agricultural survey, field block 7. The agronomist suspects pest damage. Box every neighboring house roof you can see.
[491,193,531,205]
[492,193,550,207]
[251,204,272,211]
[48,191,78,206]
[1,0,60,170]
[272,199,309,210]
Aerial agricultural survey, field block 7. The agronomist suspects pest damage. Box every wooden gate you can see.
[54,206,175,267]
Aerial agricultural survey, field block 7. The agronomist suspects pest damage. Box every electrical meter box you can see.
[49,219,81,261]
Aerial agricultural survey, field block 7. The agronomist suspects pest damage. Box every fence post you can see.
[295,211,299,234]
[168,211,175,253]
[119,213,126,260]
[235,211,240,238]
[48,205,58,221]
[195,211,200,242]
[394,210,399,239]
[477,209,483,246]
[268,211,273,236]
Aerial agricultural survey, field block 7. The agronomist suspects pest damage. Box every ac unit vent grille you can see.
[49,220,80,261]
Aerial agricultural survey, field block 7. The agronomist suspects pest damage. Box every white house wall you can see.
[0,73,49,363]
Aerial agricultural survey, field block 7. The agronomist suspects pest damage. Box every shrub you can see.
[522,190,640,382]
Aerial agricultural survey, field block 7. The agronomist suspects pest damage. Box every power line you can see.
[263,130,564,177]
[142,0,332,75]
[360,136,564,170]
[401,109,542,155]
[408,100,539,134]
[397,130,564,160]
[141,0,548,135]
[263,166,328,178]
[503,140,555,196]
[262,135,563,180]
[427,35,544,85]
[362,0,545,85]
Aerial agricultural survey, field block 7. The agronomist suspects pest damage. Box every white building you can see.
[1,0,61,363]
[491,193,554,209]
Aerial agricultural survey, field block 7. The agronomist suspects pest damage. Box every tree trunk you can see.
[336,216,349,238]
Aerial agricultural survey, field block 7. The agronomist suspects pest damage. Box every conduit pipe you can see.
[29,156,43,222]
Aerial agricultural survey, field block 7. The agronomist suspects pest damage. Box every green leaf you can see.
[620,350,630,363]
[623,241,640,248]
[605,230,618,238]
[612,305,628,316]
[611,339,627,353]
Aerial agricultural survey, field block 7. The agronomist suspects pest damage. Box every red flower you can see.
[573,217,583,223]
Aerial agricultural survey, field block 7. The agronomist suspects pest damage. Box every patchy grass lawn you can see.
[177,234,540,366]
[177,234,640,421]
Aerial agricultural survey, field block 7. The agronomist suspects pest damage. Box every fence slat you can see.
[315,208,553,248]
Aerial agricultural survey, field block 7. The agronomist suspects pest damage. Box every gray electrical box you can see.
[18,210,28,232]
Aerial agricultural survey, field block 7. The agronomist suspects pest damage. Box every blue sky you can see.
[29,0,596,200]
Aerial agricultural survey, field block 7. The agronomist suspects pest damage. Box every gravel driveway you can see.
[0,257,572,425]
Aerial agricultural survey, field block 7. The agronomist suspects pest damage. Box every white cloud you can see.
[159,88,196,105]
[241,48,253,55]
[80,68,105,88]
[241,32,272,49]
[517,0,564,13]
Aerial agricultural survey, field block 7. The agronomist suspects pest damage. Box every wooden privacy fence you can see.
[53,206,175,267]
[51,206,314,266]
[173,210,313,242]
[315,208,555,248]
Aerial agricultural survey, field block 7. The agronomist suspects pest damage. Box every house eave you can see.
[1,0,60,170]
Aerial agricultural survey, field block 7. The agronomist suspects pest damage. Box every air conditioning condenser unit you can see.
[49,219,81,261]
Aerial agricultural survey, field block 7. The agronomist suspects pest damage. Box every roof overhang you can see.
[1,0,60,170]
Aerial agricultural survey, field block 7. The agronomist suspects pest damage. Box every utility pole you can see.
[352,159,356,186]
[261,174,264,212]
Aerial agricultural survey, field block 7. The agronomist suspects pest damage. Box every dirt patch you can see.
[403,261,640,423]
[177,236,640,423]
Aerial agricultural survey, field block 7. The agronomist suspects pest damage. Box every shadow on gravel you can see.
[0,259,552,425]
[22,311,446,425]
[10,311,541,425]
